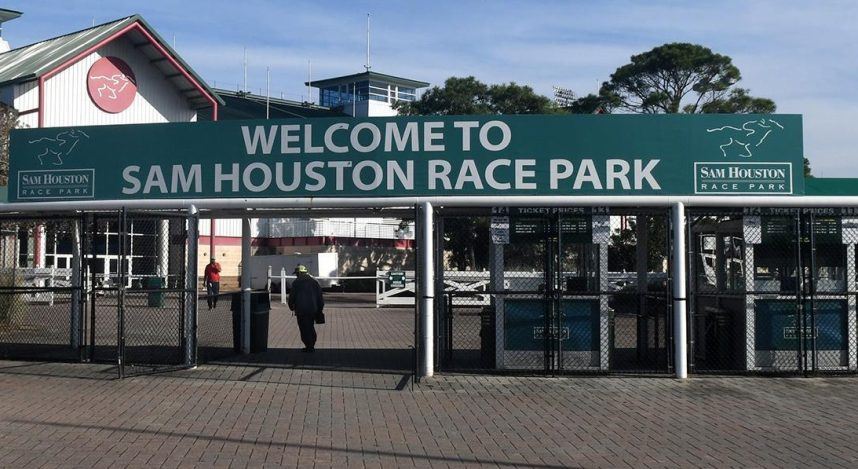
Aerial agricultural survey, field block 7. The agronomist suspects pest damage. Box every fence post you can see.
[280,267,287,304]
[241,217,251,354]
[70,219,82,350]
[672,202,688,379]
[185,205,199,366]
[49,266,55,306]
[375,274,380,308]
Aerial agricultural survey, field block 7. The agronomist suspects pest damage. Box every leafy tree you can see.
[597,43,774,114]
[394,76,557,116]
[699,88,775,114]
[565,93,612,114]
[804,158,813,178]
[568,44,777,273]
[0,103,18,186]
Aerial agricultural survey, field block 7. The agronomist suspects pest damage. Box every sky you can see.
[3,0,857,177]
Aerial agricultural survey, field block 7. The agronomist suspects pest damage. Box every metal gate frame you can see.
[688,208,858,375]
[413,203,422,384]
[437,207,673,375]
[84,208,197,378]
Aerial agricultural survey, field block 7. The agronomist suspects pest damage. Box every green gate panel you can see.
[504,299,599,352]
[754,299,847,351]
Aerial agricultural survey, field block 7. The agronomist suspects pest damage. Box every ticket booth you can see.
[692,210,858,372]
[491,210,603,371]
[745,213,856,371]
[490,208,669,373]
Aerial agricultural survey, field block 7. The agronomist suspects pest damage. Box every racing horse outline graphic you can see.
[27,129,90,166]
[88,72,133,100]
[706,118,784,158]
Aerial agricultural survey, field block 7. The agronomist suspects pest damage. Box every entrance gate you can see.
[86,209,197,377]
[689,208,858,374]
[438,208,672,374]
[0,209,196,377]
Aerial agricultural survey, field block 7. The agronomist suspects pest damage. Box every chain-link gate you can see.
[87,213,120,363]
[438,207,672,375]
[689,208,858,374]
[84,209,197,377]
[0,214,86,361]
[197,291,239,363]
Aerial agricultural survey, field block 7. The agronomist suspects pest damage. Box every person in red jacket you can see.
[204,258,222,310]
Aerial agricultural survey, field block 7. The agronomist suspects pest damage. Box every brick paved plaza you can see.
[2,295,858,468]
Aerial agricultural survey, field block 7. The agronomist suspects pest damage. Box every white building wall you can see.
[214,219,250,238]
[16,112,37,129]
[13,80,37,110]
[265,218,414,239]
[349,99,398,117]
[205,218,414,240]
[12,80,38,128]
[41,35,196,127]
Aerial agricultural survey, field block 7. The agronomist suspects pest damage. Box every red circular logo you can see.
[87,56,137,113]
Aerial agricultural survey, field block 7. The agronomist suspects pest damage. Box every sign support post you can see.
[420,201,434,377]
[672,202,688,379]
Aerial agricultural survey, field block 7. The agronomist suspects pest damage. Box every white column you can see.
[280,267,287,305]
[420,202,434,377]
[35,224,46,268]
[70,219,82,350]
[672,202,688,379]
[185,206,199,366]
[241,217,252,354]
[157,220,169,278]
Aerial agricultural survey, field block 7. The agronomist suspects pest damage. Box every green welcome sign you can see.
[8,114,803,202]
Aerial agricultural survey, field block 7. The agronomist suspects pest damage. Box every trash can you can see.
[250,292,271,353]
[230,291,271,353]
[146,277,165,307]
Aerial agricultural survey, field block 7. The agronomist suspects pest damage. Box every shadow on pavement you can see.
[10,419,574,469]
[205,347,414,374]
[0,361,118,380]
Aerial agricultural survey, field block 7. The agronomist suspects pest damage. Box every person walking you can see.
[204,257,222,310]
[288,264,324,352]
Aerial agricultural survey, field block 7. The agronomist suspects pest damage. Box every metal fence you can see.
[437,208,672,375]
[0,216,84,361]
[1,209,196,376]
[688,208,858,375]
[197,291,239,362]
[115,211,194,376]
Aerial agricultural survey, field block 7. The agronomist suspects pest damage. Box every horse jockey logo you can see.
[28,129,90,166]
[87,56,137,113]
[706,118,784,158]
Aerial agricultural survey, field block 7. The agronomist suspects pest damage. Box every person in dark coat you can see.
[287,264,324,352]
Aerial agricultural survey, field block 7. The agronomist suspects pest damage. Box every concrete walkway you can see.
[2,295,858,467]
[2,361,858,468]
